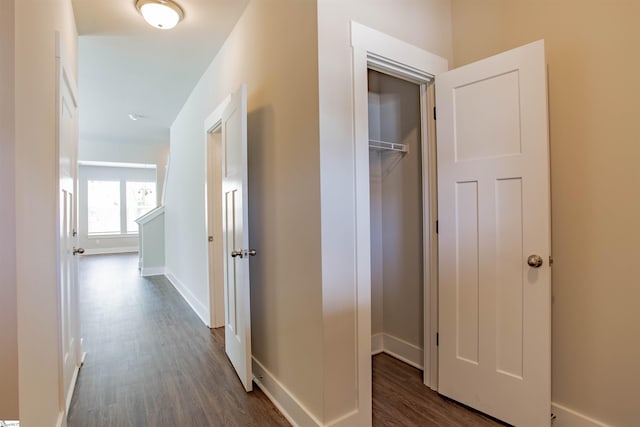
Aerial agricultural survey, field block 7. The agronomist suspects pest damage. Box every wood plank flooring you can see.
[67,254,289,427]
[69,253,507,426]
[373,353,507,426]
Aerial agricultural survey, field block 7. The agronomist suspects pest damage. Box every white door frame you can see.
[350,21,448,421]
[204,95,232,328]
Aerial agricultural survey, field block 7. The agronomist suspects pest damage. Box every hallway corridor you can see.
[67,254,289,426]
[67,254,504,426]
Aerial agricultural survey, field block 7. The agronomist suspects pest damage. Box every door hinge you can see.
[436,333,439,346]
[433,107,437,120]
[436,220,439,234]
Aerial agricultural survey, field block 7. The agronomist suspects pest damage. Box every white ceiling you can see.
[73,0,249,146]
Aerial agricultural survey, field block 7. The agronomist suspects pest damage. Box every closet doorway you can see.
[368,69,427,374]
[352,22,552,426]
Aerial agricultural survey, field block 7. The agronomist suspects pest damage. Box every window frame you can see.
[79,164,158,238]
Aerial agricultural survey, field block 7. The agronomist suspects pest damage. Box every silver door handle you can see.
[527,254,543,268]
[231,250,243,258]
[73,247,85,256]
[247,249,257,257]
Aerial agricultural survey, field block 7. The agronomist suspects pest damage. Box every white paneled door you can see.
[436,41,551,426]
[221,85,254,392]
[57,39,81,415]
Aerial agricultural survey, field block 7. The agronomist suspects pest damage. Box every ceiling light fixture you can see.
[135,0,184,30]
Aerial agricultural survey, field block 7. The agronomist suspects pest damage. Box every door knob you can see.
[527,254,543,268]
[231,250,243,258]
[247,249,257,257]
[73,247,85,256]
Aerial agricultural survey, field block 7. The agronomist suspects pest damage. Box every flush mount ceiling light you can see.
[135,0,184,30]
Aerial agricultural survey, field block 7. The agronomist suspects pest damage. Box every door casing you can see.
[205,123,225,329]
[351,21,448,425]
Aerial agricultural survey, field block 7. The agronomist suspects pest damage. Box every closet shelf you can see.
[368,139,408,153]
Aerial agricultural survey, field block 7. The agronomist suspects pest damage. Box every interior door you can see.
[57,48,81,412]
[221,85,253,392]
[436,40,551,426]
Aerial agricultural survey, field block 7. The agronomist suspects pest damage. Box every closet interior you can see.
[368,69,425,371]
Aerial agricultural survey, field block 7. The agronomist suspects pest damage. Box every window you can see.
[126,182,157,233]
[86,179,156,236]
[87,180,121,234]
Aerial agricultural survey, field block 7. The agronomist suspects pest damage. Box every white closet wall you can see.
[369,70,424,367]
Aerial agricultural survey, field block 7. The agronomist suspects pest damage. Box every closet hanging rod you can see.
[368,139,408,153]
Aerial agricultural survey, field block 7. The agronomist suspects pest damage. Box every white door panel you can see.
[221,85,253,392]
[57,47,81,415]
[437,40,551,426]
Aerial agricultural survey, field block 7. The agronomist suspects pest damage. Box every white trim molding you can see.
[164,270,210,327]
[252,357,323,427]
[349,20,448,425]
[371,333,424,370]
[551,403,612,427]
[141,266,165,277]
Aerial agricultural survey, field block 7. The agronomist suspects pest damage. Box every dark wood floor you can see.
[67,254,289,427]
[69,253,505,426]
[373,353,507,426]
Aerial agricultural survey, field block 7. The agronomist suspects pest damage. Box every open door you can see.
[220,85,254,392]
[436,40,551,425]
[56,36,82,416]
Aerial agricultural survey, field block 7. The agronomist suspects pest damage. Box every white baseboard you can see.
[371,333,384,355]
[141,266,165,277]
[326,410,359,427]
[371,333,423,370]
[82,246,138,255]
[252,357,323,427]
[65,364,80,413]
[551,402,612,427]
[164,270,210,327]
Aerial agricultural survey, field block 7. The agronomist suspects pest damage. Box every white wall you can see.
[14,0,78,425]
[316,0,452,422]
[0,0,19,419]
[78,165,157,254]
[79,139,168,204]
[166,0,324,422]
[450,1,640,425]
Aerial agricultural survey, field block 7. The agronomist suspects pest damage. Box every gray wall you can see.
[166,0,324,419]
